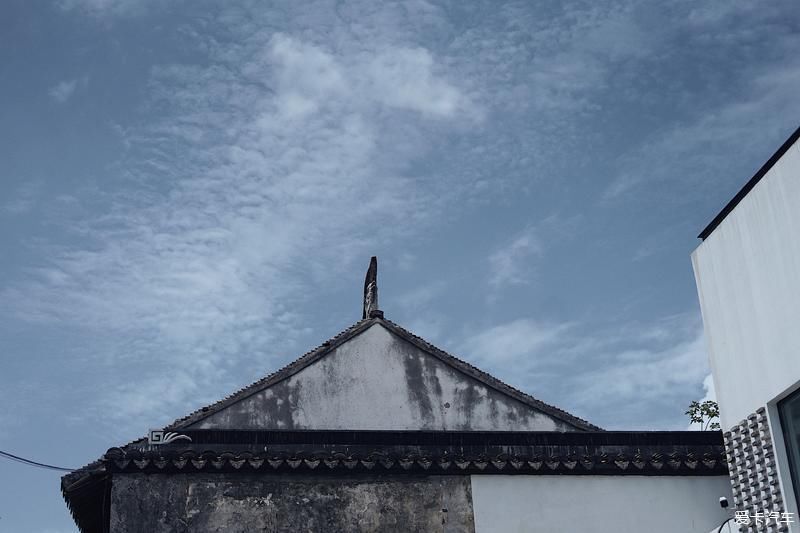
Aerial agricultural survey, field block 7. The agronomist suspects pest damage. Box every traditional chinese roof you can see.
[62,428,728,532]
[63,312,608,531]
[64,311,612,531]
[105,429,728,476]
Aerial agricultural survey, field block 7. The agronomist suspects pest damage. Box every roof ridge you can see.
[163,315,601,432]
[378,318,602,431]
[62,314,603,527]
[69,312,601,475]
[166,317,377,430]
[60,318,379,484]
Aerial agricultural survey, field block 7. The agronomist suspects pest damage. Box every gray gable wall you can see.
[188,323,577,431]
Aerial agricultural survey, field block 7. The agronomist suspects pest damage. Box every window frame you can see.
[778,387,800,516]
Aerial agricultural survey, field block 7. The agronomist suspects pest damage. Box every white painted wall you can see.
[471,475,733,533]
[192,324,573,431]
[692,139,800,431]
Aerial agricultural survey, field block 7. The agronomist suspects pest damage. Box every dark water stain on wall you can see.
[401,345,437,425]
[110,473,476,533]
[188,324,578,432]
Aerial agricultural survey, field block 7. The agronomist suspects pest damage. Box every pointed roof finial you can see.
[363,256,380,319]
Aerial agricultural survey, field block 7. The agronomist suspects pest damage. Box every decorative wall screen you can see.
[724,407,788,532]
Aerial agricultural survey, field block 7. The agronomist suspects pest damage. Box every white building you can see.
[693,126,800,532]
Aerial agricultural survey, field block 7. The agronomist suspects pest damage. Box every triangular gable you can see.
[168,316,600,432]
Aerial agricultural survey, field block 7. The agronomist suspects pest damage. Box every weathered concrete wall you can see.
[110,473,733,533]
[190,324,574,431]
[110,473,474,533]
[471,475,733,533]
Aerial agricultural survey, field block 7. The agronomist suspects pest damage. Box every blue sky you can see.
[1,0,799,530]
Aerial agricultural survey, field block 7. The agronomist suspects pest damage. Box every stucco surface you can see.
[470,475,733,533]
[190,323,572,431]
[692,140,800,430]
[692,137,800,531]
[110,473,475,533]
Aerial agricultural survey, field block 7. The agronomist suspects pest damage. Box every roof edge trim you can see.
[378,319,601,431]
[698,124,800,240]
[166,316,600,432]
[169,318,378,430]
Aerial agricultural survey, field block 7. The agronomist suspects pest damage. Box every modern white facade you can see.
[472,475,732,533]
[693,126,800,532]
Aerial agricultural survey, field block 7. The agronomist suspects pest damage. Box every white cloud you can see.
[686,0,763,26]
[603,31,800,202]
[701,373,716,403]
[57,0,160,18]
[396,280,447,314]
[3,180,43,214]
[486,215,580,288]
[462,318,571,365]
[268,35,347,119]
[266,34,475,120]
[684,373,717,430]
[571,331,708,406]
[365,47,467,118]
[488,226,543,287]
[18,0,790,437]
[48,76,88,103]
[48,80,78,103]
[458,312,711,429]
[3,22,477,429]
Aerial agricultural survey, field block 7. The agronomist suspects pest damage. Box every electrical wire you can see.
[0,449,76,472]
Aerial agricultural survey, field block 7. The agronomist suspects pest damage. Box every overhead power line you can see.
[0,449,76,472]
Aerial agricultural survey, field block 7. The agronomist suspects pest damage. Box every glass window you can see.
[779,388,800,513]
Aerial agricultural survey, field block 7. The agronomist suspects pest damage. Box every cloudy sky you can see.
[1,0,798,530]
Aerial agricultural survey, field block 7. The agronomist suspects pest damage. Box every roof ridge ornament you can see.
[363,256,381,319]
[148,430,192,446]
